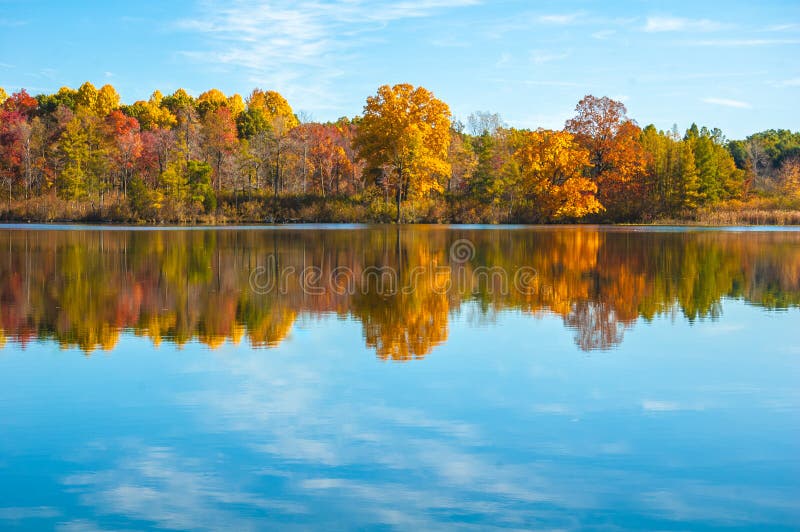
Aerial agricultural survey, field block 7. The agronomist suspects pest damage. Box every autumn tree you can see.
[509,129,603,221]
[163,89,202,163]
[304,123,352,196]
[75,82,98,112]
[354,84,451,222]
[139,127,176,185]
[106,110,142,199]
[0,90,39,204]
[202,106,238,191]
[566,95,648,220]
[247,89,298,128]
[96,84,120,116]
[126,91,177,130]
[447,126,478,192]
[778,156,800,202]
[335,118,364,193]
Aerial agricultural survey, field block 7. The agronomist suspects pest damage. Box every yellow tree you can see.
[246,89,298,128]
[227,93,245,119]
[0,87,7,104]
[779,156,800,201]
[127,90,177,130]
[243,89,298,194]
[511,129,603,221]
[75,81,98,111]
[96,84,120,116]
[353,83,451,222]
[197,88,228,117]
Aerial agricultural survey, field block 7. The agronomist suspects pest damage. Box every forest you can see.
[0,82,799,224]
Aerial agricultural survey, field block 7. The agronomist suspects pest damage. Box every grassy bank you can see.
[3,193,800,226]
[0,191,492,225]
[652,199,800,226]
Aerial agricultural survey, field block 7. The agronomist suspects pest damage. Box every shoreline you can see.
[3,195,800,227]
[3,221,800,230]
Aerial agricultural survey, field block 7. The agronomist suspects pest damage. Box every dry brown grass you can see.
[675,198,800,226]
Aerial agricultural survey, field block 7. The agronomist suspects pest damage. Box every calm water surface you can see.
[0,225,798,530]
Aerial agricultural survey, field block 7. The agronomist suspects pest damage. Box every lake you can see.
[0,225,798,530]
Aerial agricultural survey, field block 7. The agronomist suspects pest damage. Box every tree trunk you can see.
[396,164,404,224]
[395,186,402,224]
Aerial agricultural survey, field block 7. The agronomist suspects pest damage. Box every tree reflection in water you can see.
[1,227,799,356]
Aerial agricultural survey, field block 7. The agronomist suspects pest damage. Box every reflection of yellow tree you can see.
[244,306,296,349]
[352,231,451,360]
[1,228,799,356]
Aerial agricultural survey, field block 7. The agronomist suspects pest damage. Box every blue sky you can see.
[0,0,798,138]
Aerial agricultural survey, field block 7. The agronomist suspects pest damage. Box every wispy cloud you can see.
[642,400,706,412]
[765,23,800,32]
[529,50,569,65]
[0,18,27,27]
[702,97,752,109]
[0,507,61,521]
[487,77,580,88]
[692,38,800,47]
[62,445,305,530]
[485,10,585,38]
[537,12,584,25]
[176,0,480,106]
[773,77,800,87]
[644,16,725,33]
[495,52,512,68]
[591,29,616,40]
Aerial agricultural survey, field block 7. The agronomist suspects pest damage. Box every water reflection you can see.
[1,226,799,530]
[1,226,799,356]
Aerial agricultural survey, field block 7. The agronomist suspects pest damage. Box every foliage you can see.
[566,95,648,220]
[0,82,796,223]
[510,129,602,221]
[353,84,451,221]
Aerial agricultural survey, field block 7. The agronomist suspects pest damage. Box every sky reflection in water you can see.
[0,226,798,530]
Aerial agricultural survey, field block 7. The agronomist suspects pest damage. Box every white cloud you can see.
[495,52,512,68]
[702,97,752,109]
[591,29,616,40]
[176,0,480,106]
[644,16,725,33]
[642,400,706,411]
[642,400,680,411]
[62,445,305,530]
[537,12,583,25]
[774,78,800,87]
[765,23,800,32]
[692,38,800,47]
[529,50,569,64]
[430,35,469,48]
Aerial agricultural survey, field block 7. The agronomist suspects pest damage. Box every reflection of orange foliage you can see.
[0,228,799,356]
[248,308,296,349]
[354,249,451,361]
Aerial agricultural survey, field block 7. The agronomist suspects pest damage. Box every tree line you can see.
[0,82,798,223]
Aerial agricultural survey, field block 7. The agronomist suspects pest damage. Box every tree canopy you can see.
[0,81,792,223]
